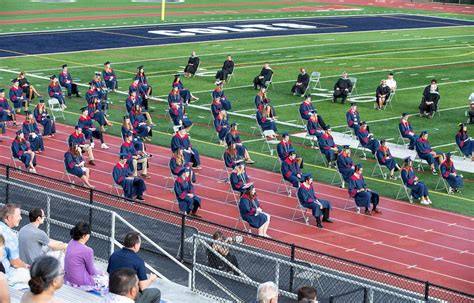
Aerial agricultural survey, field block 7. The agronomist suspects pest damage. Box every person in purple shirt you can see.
[64,222,107,291]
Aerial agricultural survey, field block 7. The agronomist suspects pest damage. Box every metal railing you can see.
[0,164,472,302]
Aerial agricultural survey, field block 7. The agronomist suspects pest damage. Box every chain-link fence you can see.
[0,164,473,303]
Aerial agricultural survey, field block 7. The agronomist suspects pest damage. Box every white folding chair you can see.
[292,195,309,225]
[396,178,413,203]
[348,77,357,96]
[48,98,65,121]
[302,132,318,149]
[10,155,22,170]
[110,181,123,196]
[277,166,294,197]
[344,195,360,213]
[331,160,346,189]
[435,173,453,194]
[309,71,322,91]
[234,203,251,233]
[382,91,395,110]
[316,144,329,167]
[164,172,177,191]
[226,70,235,84]
[396,127,409,147]
[413,154,426,172]
[371,160,388,180]
[353,141,368,160]
[61,161,77,185]
[264,73,274,90]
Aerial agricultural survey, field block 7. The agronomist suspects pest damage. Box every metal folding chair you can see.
[348,77,357,96]
[330,160,346,188]
[277,166,293,197]
[371,160,388,180]
[264,74,274,90]
[292,195,309,225]
[382,91,395,110]
[353,141,368,160]
[47,98,65,121]
[396,127,409,147]
[435,173,453,194]
[164,172,177,191]
[344,195,361,214]
[396,178,413,203]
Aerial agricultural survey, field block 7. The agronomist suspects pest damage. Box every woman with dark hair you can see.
[239,184,271,237]
[225,123,254,164]
[18,71,41,103]
[209,231,240,274]
[64,144,94,188]
[22,111,45,153]
[33,99,55,137]
[11,130,37,173]
[401,157,431,205]
[375,139,400,180]
[172,75,199,105]
[64,222,107,292]
[21,256,64,303]
[440,153,464,193]
[455,123,473,160]
[135,66,152,110]
[130,104,153,140]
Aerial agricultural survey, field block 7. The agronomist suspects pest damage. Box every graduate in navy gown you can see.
[356,122,379,156]
[415,130,444,175]
[11,130,37,172]
[102,61,118,91]
[168,86,183,110]
[398,113,418,150]
[319,126,340,167]
[401,157,431,205]
[9,78,27,114]
[238,184,271,237]
[254,88,269,109]
[213,110,230,146]
[348,164,381,215]
[68,125,96,165]
[120,132,150,179]
[455,123,473,160]
[169,102,193,129]
[169,148,196,183]
[297,173,333,228]
[64,144,94,188]
[59,64,81,98]
[230,160,251,194]
[33,98,55,137]
[174,167,202,217]
[224,144,243,169]
[22,112,44,153]
[211,96,224,119]
[376,139,400,180]
[299,95,315,121]
[440,153,464,192]
[135,66,152,110]
[87,97,112,131]
[225,123,254,164]
[212,81,231,111]
[0,88,17,126]
[121,115,144,152]
[125,90,141,113]
[346,103,361,133]
[336,145,355,185]
[77,108,109,149]
[113,153,146,201]
[130,104,153,140]
[172,74,199,105]
[277,132,303,168]
[47,75,66,107]
[171,126,202,169]
[306,111,324,140]
[281,150,303,188]
[256,105,277,136]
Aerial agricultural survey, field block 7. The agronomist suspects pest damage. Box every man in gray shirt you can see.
[18,208,67,265]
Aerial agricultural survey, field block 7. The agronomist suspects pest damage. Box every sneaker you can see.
[389,175,397,180]
[420,200,430,205]
[432,170,438,176]
[136,196,145,201]
[427,199,433,204]
[88,160,96,166]
[90,142,95,148]
[101,143,109,149]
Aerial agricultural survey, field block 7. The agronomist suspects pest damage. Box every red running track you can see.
[0,120,473,295]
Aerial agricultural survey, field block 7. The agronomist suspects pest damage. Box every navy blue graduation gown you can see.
[336,154,354,182]
[9,86,25,109]
[212,89,231,110]
[77,116,97,140]
[33,106,55,136]
[11,139,36,168]
[169,106,192,127]
[0,97,12,122]
[172,81,191,104]
[223,150,241,168]
[102,68,118,90]
[401,168,429,199]
[276,141,294,161]
[230,172,250,193]
[440,162,463,189]
[170,133,201,167]
[299,102,314,120]
[376,147,397,170]
[399,120,418,149]
[130,112,151,138]
[297,183,331,218]
[112,163,146,199]
[48,83,65,105]
[348,174,379,209]
[346,109,360,132]
[256,110,277,132]
[456,131,472,157]
[225,133,247,158]
[239,194,268,228]
[22,121,44,152]
[211,101,223,119]
[415,138,440,166]
[174,176,201,213]
[306,118,323,138]
[168,92,183,108]
[64,151,85,178]
[319,133,338,161]
[281,158,302,188]
[68,132,86,147]
[213,116,229,140]
[357,129,379,155]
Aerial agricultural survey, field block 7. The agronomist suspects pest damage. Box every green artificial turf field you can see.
[0,1,473,215]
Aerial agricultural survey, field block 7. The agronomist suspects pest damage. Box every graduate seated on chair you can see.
[455,123,473,161]
[256,104,278,137]
[440,153,464,193]
[319,125,340,167]
[213,110,230,146]
[253,63,273,90]
[22,111,44,153]
[102,61,118,91]
[215,55,234,82]
[238,183,271,237]
[130,104,153,141]
[68,125,96,166]
[291,68,310,97]
[375,79,391,110]
[135,65,152,110]
[277,132,303,168]
[59,64,81,98]
[336,145,355,184]
[401,157,431,205]
[415,130,444,175]
[34,98,56,137]
[356,121,379,156]
[171,125,202,169]
[184,51,200,78]
[64,144,94,188]
[230,160,251,194]
[346,102,361,133]
[333,72,353,104]
[113,153,147,201]
[170,148,196,183]
[77,107,109,149]
[281,149,304,188]
[9,78,28,115]
[348,164,381,216]
[212,81,231,111]
[419,79,440,119]
[299,95,315,121]
[297,173,333,229]
[47,75,66,108]
[12,130,37,173]
[120,131,151,179]
[0,88,17,127]
[174,167,202,217]
[225,123,254,164]
[306,111,324,140]
[376,139,401,180]
[399,112,417,150]
[172,74,199,105]
[169,102,193,130]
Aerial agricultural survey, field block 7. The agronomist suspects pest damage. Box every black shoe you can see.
[316,222,323,228]
[408,146,414,150]
[322,218,333,223]
[136,196,144,201]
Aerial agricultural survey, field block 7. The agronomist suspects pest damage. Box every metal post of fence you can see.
[5,166,10,203]
[180,214,186,262]
[89,189,93,227]
[363,287,368,303]
[289,244,295,292]
[110,212,116,258]
[424,281,430,301]
[328,295,334,303]
[46,196,51,237]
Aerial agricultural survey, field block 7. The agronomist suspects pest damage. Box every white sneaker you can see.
[101,143,109,149]
[420,200,430,205]
[90,142,95,148]
[427,199,433,204]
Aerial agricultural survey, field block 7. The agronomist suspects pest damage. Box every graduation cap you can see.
[420,130,428,135]
[215,80,223,86]
[137,65,144,70]
[94,72,101,76]
[401,112,408,117]
[404,156,412,163]
[355,163,363,170]
[288,148,296,155]
[123,115,130,120]
[62,64,68,69]
[16,130,23,136]
[242,182,254,190]
[88,81,94,86]
[459,123,465,127]
[80,106,88,113]
[50,75,57,80]
[74,125,82,130]
[39,98,45,103]
[178,166,191,176]
[324,125,331,131]
[25,110,32,116]
[302,173,312,181]
[231,159,245,169]
[104,61,110,65]
[350,102,357,107]
[230,122,238,128]
[0,88,4,93]
[119,152,129,160]
[388,72,394,76]
[446,152,453,158]
[343,145,350,150]
[174,73,182,78]
[281,132,289,138]
[304,95,311,99]
[11,78,19,83]
[380,139,386,145]
[125,131,133,137]
[177,125,186,131]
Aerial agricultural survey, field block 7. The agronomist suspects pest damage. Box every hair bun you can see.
[29,276,45,295]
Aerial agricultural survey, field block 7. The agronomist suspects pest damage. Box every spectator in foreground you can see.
[256,281,278,303]
[19,208,68,265]
[21,256,64,303]
[0,203,30,284]
[102,268,139,303]
[208,231,240,274]
[297,286,318,303]
[107,232,161,303]
[0,234,11,303]
[64,222,108,292]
